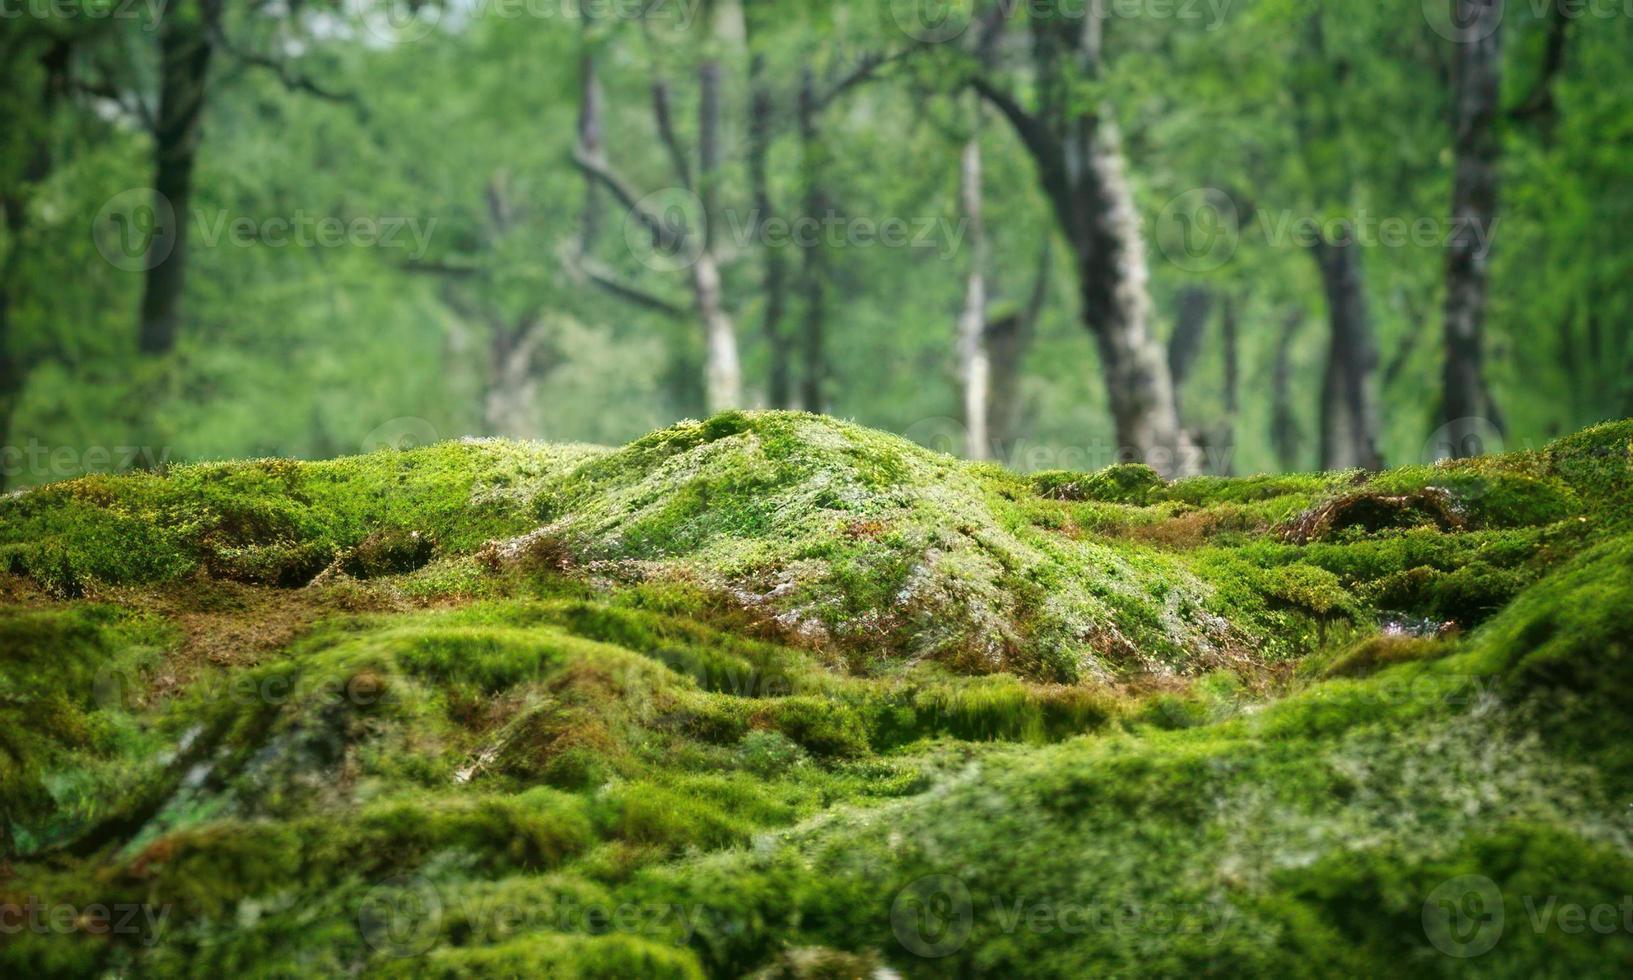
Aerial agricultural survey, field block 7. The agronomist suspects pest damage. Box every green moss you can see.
[3,413,1632,977]
[1030,462,1166,504]
[380,933,706,979]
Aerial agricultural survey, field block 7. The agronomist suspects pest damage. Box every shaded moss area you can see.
[1,413,1630,977]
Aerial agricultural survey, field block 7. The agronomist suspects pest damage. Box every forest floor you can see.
[2,411,1631,977]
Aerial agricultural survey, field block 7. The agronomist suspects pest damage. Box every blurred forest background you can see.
[3,0,1631,490]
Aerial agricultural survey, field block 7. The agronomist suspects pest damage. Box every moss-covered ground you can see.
[2,411,1630,977]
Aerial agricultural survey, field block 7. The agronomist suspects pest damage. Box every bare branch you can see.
[651,79,694,189]
[571,254,690,318]
[969,75,1056,165]
[1509,0,1570,129]
[210,24,367,115]
[400,257,481,279]
[570,146,687,254]
[812,49,909,113]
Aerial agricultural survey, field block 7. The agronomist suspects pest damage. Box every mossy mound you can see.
[2,413,1630,977]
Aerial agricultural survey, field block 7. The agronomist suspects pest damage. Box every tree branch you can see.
[812,50,908,113]
[651,79,694,190]
[570,146,687,253]
[210,25,367,116]
[969,75,1058,167]
[400,257,481,279]
[569,253,690,318]
[1508,0,1570,128]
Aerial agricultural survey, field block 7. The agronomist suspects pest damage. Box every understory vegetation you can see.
[2,411,1631,977]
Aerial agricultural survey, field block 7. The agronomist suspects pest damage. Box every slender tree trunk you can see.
[1,191,28,495]
[1312,228,1382,471]
[986,240,1051,457]
[0,308,20,497]
[685,1,744,412]
[1218,292,1239,474]
[570,6,743,413]
[575,23,603,254]
[1166,285,1213,419]
[1271,307,1304,472]
[1441,0,1503,454]
[796,67,828,413]
[956,126,991,460]
[748,53,791,408]
[0,39,69,493]
[484,319,547,437]
[139,0,218,355]
[693,254,742,412]
[695,31,742,413]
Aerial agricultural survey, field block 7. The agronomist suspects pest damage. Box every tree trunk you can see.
[1218,292,1239,474]
[139,0,218,356]
[1271,308,1304,472]
[975,7,1195,475]
[484,318,547,437]
[1166,285,1213,419]
[748,52,792,408]
[1440,0,1504,455]
[1312,228,1382,471]
[695,33,742,413]
[693,254,742,413]
[570,8,743,414]
[956,127,991,460]
[0,38,70,493]
[0,307,20,496]
[1068,124,1194,475]
[575,21,603,254]
[986,240,1051,458]
[796,67,828,413]
[1,181,29,496]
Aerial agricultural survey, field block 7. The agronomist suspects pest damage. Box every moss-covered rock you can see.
[1,412,1630,977]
